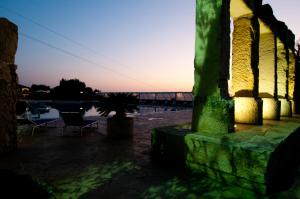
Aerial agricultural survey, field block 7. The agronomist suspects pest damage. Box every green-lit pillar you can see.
[192,0,234,134]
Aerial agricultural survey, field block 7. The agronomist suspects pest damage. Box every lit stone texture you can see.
[258,21,280,120]
[291,100,295,114]
[276,38,292,117]
[0,18,18,153]
[276,38,288,98]
[259,32,275,98]
[295,51,300,113]
[152,0,300,196]
[234,97,262,124]
[288,49,296,100]
[231,14,262,124]
[192,0,234,134]
[279,99,292,117]
[230,0,252,19]
[262,98,280,120]
[232,15,259,97]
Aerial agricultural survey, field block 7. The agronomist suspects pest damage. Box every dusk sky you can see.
[0,0,299,92]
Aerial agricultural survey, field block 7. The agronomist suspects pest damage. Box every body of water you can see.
[26,101,191,120]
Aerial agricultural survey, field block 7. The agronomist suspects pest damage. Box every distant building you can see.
[19,84,30,99]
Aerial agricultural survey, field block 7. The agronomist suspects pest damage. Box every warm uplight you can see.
[234,97,262,124]
[259,26,276,97]
[228,17,234,97]
[291,100,295,114]
[230,0,252,19]
[262,98,280,120]
[277,38,287,98]
[279,99,292,117]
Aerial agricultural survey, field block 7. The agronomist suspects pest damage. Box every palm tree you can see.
[97,93,138,118]
[96,93,139,138]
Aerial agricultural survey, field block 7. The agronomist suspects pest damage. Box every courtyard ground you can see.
[0,110,299,199]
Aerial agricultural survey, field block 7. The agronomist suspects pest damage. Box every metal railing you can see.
[101,92,193,107]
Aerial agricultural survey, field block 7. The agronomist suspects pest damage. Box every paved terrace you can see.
[1,110,300,199]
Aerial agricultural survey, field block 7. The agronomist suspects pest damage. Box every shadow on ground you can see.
[1,110,300,198]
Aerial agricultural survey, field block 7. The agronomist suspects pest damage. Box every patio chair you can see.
[31,118,58,136]
[60,112,99,136]
[17,116,58,136]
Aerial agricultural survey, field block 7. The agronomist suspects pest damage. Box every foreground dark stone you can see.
[0,18,18,154]
[152,117,300,195]
[0,170,51,199]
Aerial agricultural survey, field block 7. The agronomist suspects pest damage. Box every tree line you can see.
[19,78,102,101]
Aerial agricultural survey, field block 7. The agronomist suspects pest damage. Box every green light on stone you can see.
[193,0,222,97]
[142,176,259,199]
[51,161,137,199]
[192,0,233,133]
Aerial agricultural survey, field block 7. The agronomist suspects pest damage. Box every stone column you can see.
[294,45,300,114]
[192,0,234,134]
[0,18,18,153]
[277,38,292,117]
[288,49,296,113]
[232,15,262,124]
[258,23,280,120]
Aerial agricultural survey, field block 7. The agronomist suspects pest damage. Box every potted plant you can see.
[96,93,139,139]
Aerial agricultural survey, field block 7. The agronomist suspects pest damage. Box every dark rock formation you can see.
[0,18,18,154]
[0,170,51,198]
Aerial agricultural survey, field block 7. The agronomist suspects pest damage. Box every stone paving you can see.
[0,110,300,199]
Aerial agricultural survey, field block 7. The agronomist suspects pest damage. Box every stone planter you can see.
[107,116,133,139]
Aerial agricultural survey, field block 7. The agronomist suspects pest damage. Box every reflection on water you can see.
[28,107,59,120]
[26,101,191,120]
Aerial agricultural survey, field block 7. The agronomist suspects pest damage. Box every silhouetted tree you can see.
[51,78,95,100]
[94,89,101,94]
[84,87,94,99]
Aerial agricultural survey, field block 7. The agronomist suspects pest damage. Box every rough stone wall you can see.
[184,119,300,194]
[259,33,276,97]
[232,15,259,97]
[288,49,295,99]
[294,47,300,113]
[0,18,18,153]
[276,39,287,98]
[192,0,234,134]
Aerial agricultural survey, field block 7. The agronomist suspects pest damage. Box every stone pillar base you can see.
[291,100,295,114]
[262,98,281,120]
[279,99,292,117]
[234,97,263,124]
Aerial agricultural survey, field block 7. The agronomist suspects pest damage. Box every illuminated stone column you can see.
[258,22,280,120]
[192,0,234,134]
[288,49,296,113]
[277,40,287,99]
[294,45,300,114]
[232,15,262,124]
[0,18,18,153]
[277,38,292,116]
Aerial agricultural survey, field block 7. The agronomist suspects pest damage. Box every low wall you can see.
[152,117,300,195]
